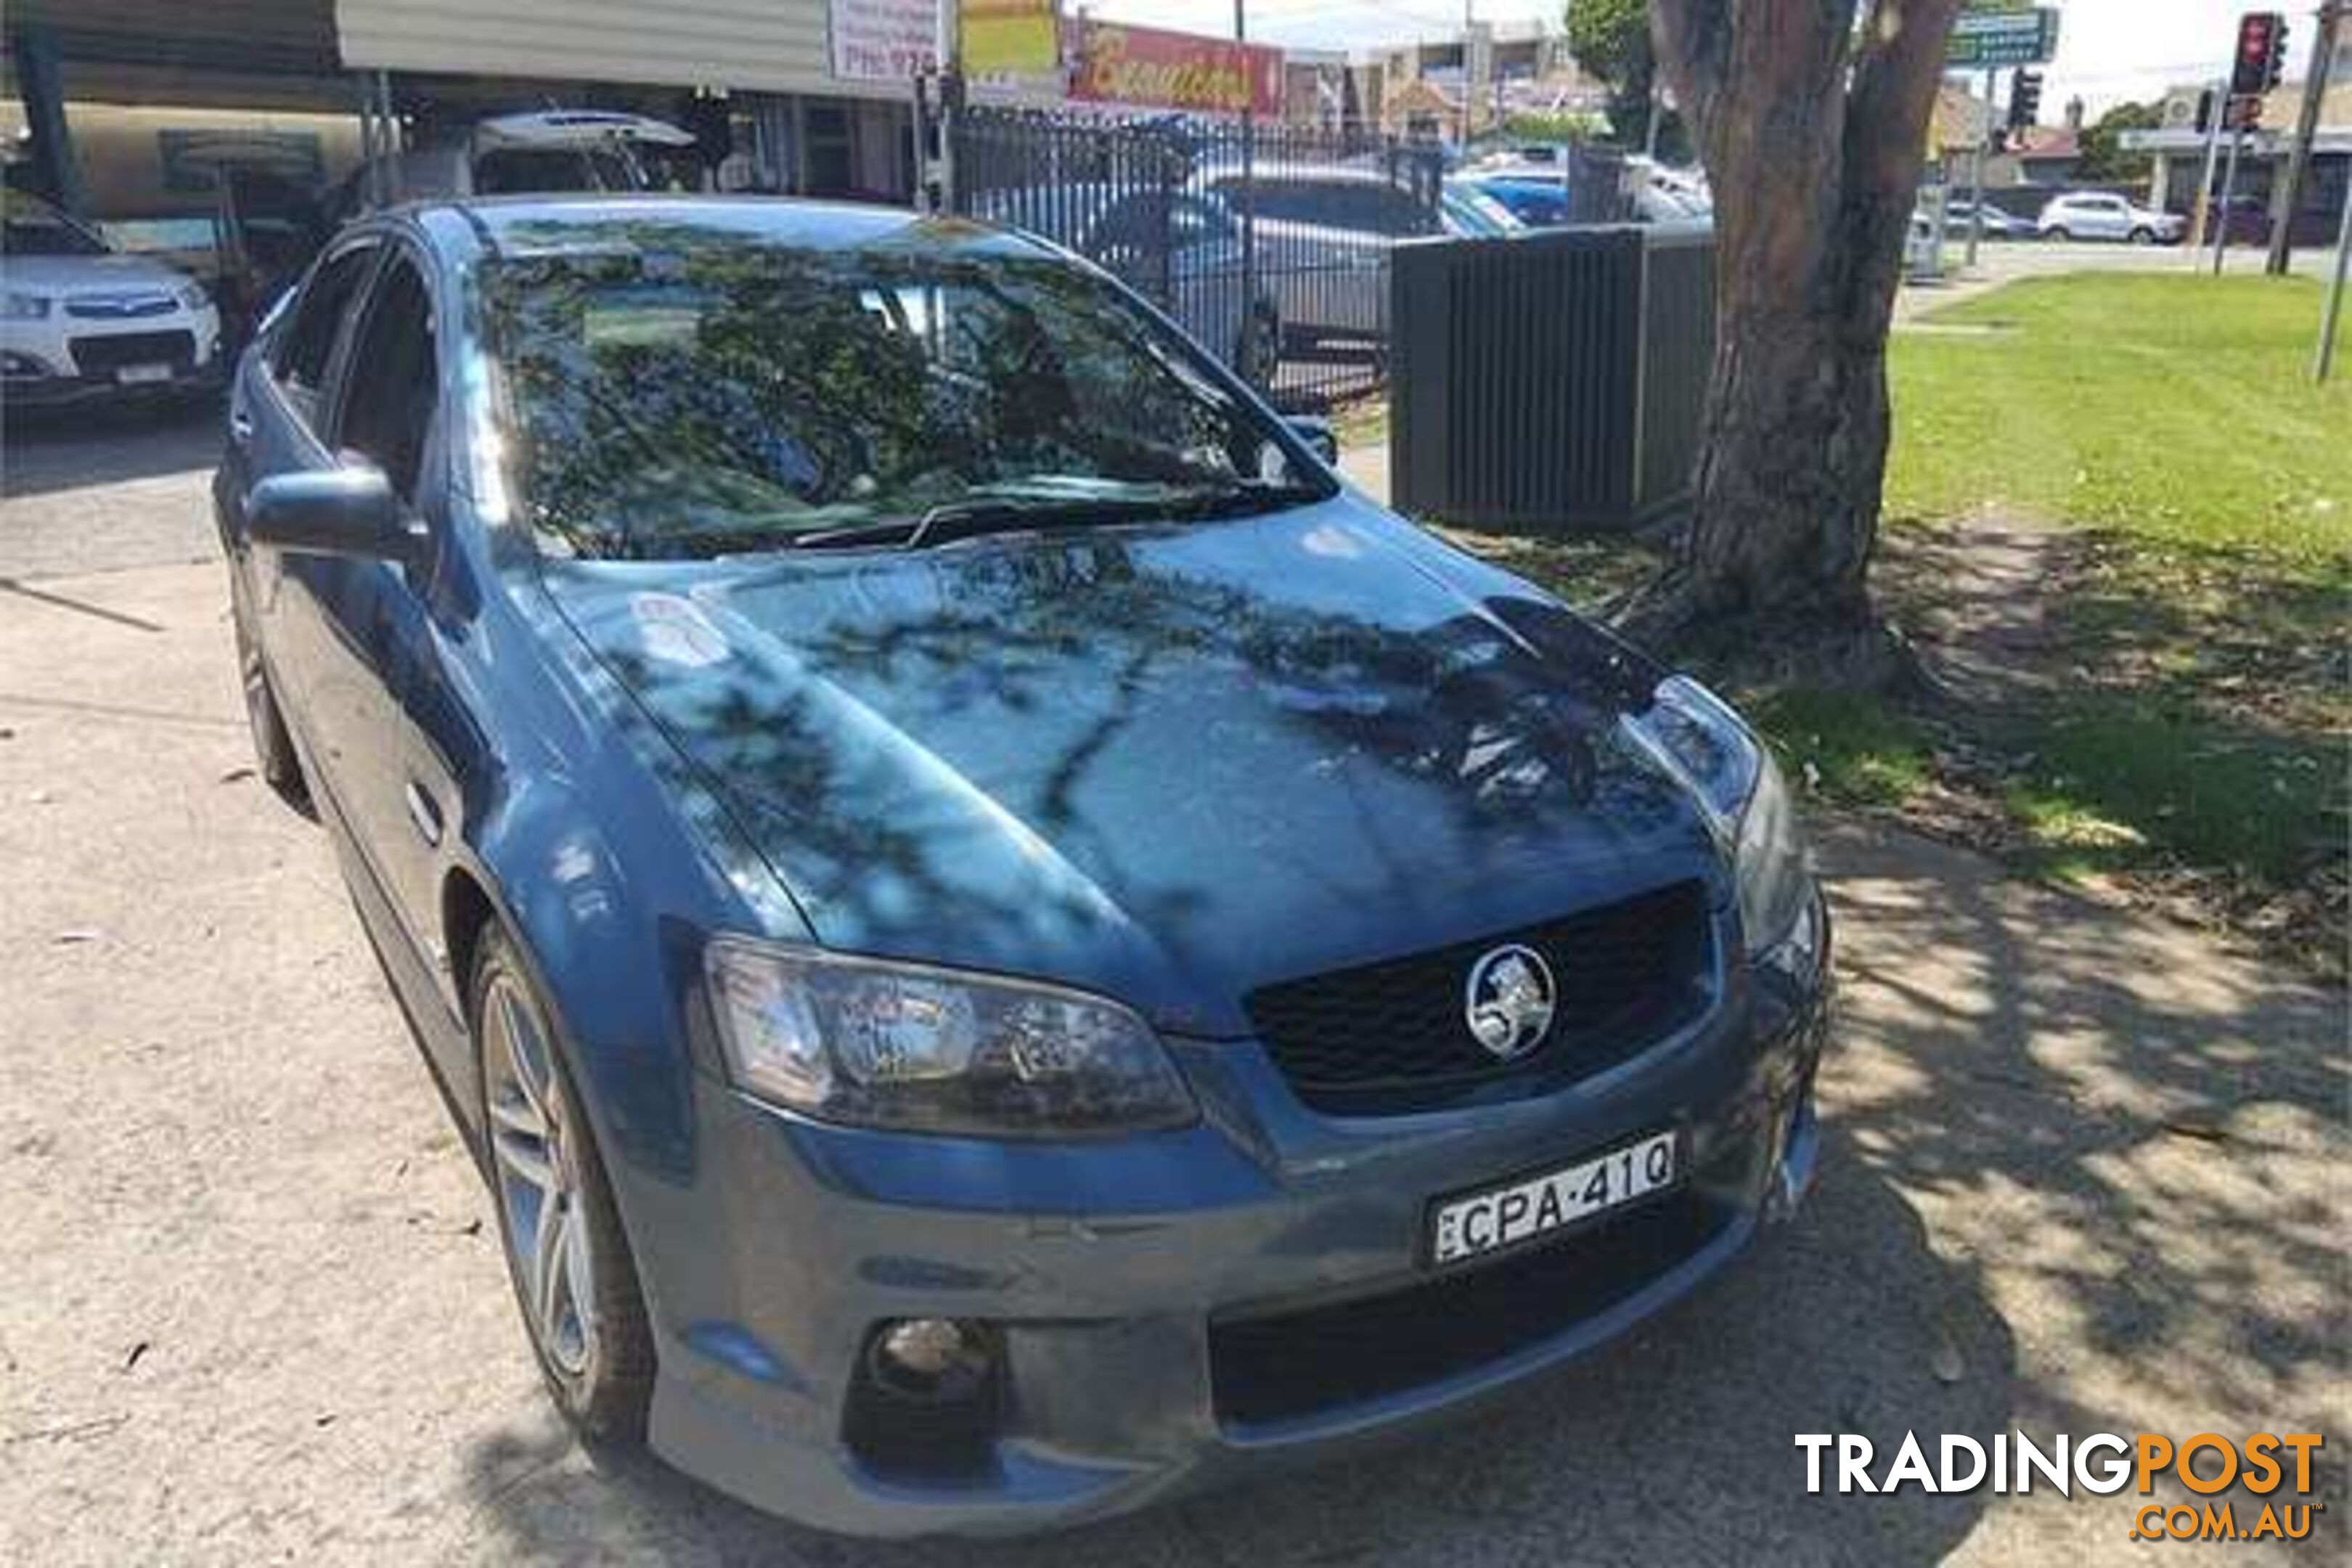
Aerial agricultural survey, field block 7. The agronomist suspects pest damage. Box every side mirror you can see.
[246,465,412,563]
[1286,415,1340,467]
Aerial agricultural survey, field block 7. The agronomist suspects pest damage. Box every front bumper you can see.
[618,914,1833,1538]
[1,307,225,407]
[1,357,226,407]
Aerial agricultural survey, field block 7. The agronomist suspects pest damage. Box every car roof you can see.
[1193,160,1413,187]
[476,110,695,149]
[391,195,1052,263]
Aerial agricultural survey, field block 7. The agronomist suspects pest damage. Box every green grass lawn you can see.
[1812,273,2348,960]
[1887,273,2352,565]
[1416,271,2345,963]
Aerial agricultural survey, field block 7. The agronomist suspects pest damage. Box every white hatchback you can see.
[2,191,224,405]
[2035,191,2186,245]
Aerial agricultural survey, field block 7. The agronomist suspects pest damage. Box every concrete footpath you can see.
[0,555,2341,1561]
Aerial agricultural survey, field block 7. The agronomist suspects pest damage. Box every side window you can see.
[1262,182,1326,225]
[272,243,375,407]
[1318,183,1387,232]
[334,257,439,507]
[1169,196,1235,253]
[1378,184,1431,237]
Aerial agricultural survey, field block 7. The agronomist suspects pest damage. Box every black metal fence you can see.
[949,107,1445,411]
[1390,223,1717,531]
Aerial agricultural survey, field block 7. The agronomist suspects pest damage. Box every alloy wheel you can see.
[483,973,598,1379]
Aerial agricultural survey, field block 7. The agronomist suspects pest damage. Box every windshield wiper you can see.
[1164,478,1330,519]
[787,497,1148,552]
[787,479,1330,553]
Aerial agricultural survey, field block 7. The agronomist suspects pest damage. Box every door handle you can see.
[403,780,444,847]
[229,410,256,444]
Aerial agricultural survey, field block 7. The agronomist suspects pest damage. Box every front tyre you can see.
[230,582,309,813]
[2128,226,2154,245]
[473,928,656,1442]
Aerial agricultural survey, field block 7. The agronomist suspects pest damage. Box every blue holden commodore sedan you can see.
[216,197,1830,1537]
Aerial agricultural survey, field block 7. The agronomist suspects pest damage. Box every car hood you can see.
[543,497,1722,1035]
[4,252,195,295]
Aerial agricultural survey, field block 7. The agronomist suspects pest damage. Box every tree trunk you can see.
[1634,0,1964,687]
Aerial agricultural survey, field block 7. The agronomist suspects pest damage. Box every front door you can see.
[308,247,450,964]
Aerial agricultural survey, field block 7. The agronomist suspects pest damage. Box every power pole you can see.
[928,0,962,215]
[2269,1,2345,275]
[1461,0,1475,150]
[2189,78,2227,253]
[1237,0,1259,383]
[2213,117,2247,275]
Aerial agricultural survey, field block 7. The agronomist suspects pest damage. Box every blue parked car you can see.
[1468,175,1573,226]
[217,196,1831,1537]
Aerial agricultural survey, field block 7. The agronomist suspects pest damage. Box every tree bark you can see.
[1633,0,1964,685]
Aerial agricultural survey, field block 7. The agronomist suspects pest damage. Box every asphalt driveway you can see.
[1,417,2341,1564]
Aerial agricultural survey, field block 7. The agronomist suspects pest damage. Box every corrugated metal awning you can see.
[335,0,879,100]
[3,0,351,110]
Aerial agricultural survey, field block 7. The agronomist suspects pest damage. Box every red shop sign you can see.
[1070,20,1283,118]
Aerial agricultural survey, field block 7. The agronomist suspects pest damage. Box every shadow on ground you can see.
[0,393,222,499]
[452,819,2345,1564]
[1871,518,2345,969]
[457,1135,2009,1567]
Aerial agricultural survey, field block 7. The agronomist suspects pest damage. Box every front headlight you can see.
[3,292,52,320]
[1622,676,1813,956]
[705,939,1198,1138]
[178,281,211,310]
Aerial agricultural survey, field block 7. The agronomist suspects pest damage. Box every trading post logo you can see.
[1797,1430,2327,1543]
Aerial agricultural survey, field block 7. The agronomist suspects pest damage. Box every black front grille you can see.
[1210,1186,1731,1428]
[69,330,195,376]
[1246,881,1711,1114]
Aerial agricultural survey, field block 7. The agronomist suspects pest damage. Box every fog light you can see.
[875,1316,1002,1401]
[847,1318,1004,1478]
[879,1326,978,1382]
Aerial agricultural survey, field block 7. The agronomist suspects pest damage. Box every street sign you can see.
[1946,7,2061,68]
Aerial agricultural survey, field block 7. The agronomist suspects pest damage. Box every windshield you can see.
[1,195,110,257]
[475,147,636,195]
[1442,184,1518,237]
[484,241,1330,559]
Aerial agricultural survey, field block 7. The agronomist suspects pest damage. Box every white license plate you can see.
[1428,1130,1680,1267]
[115,363,173,385]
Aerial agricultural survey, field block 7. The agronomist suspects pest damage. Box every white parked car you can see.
[1,190,225,405]
[327,109,695,224]
[2035,191,2186,245]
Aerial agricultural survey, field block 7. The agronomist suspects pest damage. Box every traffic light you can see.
[2007,69,2043,131]
[2230,12,2290,97]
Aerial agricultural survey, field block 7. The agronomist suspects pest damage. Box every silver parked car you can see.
[1191,160,1450,359]
[2035,191,2186,245]
[970,184,1284,379]
[984,164,1492,374]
